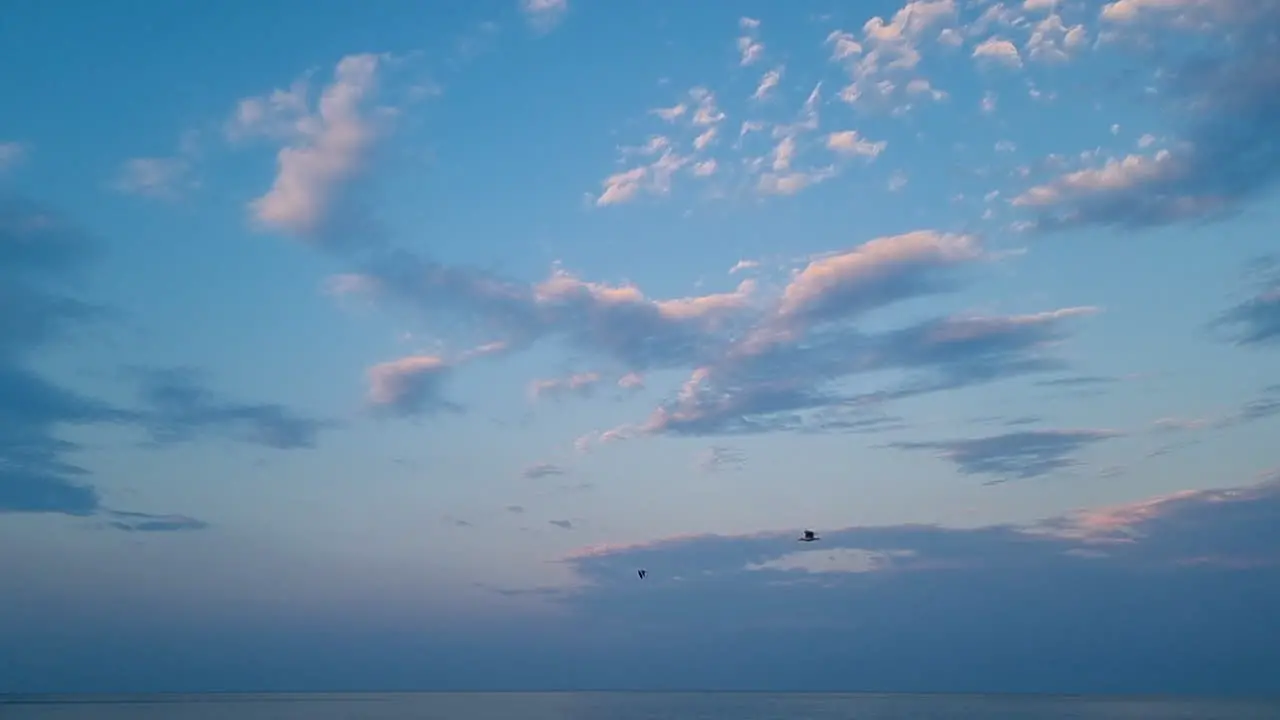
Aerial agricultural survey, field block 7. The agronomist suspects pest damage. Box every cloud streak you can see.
[887,428,1122,483]
[1,196,331,522]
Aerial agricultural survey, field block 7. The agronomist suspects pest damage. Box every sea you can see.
[2,693,1278,719]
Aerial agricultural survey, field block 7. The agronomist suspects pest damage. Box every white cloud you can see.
[1012,149,1180,207]
[650,103,686,122]
[617,372,645,390]
[0,141,29,173]
[757,168,837,196]
[692,159,718,177]
[737,18,765,66]
[529,372,601,401]
[752,66,784,101]
[246,54,388,240]
[973,37,1023,68]
[938,27,964,46]
[367,355,456,417]
[520,0,568,32]
[112,130,203,201]
[596,150,689,206]
[1100,0,1200,23]
[829,1,958,112]
[690,87,726,126]
[225,77,311,143]
[1027,14,1088,63]
[826,130,887,158]
[888,170,909,191]
[112,157,197,201]
[825,30,863,60]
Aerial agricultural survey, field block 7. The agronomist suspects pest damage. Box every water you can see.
[2,693,1278,719]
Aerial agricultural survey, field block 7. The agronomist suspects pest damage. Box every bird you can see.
[798,529,820,542]
[637,569,647,579]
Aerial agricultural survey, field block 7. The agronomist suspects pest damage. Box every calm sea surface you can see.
[2,693,1278,719]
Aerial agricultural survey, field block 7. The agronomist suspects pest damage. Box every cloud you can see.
[243,54,391,246]
[545,476,1280,692]
[1210,257,1280,347]
[105,511,209,533]
[228,57,1095,450]
[506,504,525,514]
[1033,375,1118,388]
[1026,13,1088,63]
[697,446,745,474]
[825,130,887,158]
[522,462,567,480]
[751,67,783,101]
[1216,385,1280,429]
[585,231,1098,441]
[1,198,134,517]
[1015,4,1280,230]
[111,131,203,202]
[112,158,196,201]
[1146,383,1280,439]
[366,355,459,418]
[529,372,601,402]
[828,0,959,112]
[129,366,334,449]
[520,0,568,33]
[549,519,575,530]
[887,428,1122,483]
[737,18,764,66]
[972,37,1023,68]
[617,372,645,391]
[0,141,29,173]
[2,197,322,522]
[442,514,473,528]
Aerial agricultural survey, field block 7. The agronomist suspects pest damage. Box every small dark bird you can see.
[638,569,647,579]
[798,529,819,542]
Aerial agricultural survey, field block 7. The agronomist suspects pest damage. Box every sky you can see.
[2,0,1280,695]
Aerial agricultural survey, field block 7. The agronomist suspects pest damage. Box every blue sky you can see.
[3,0,1280,694]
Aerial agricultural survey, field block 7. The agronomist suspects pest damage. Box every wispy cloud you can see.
[737,17,764,66]
[529,372,601,402]
[0,141,29,173]
[1211,256,1280,347]
[520,0,569,33]
[1,197,323,523]
[522,462,567,480]
[697,445,745,474]
[111,131,203,201]
[105,511,209,533]
[129,366,335,449]
[887,428,1122,484]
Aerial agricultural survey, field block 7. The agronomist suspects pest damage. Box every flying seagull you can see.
[638,569,647,579]
[798,529,819,542]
